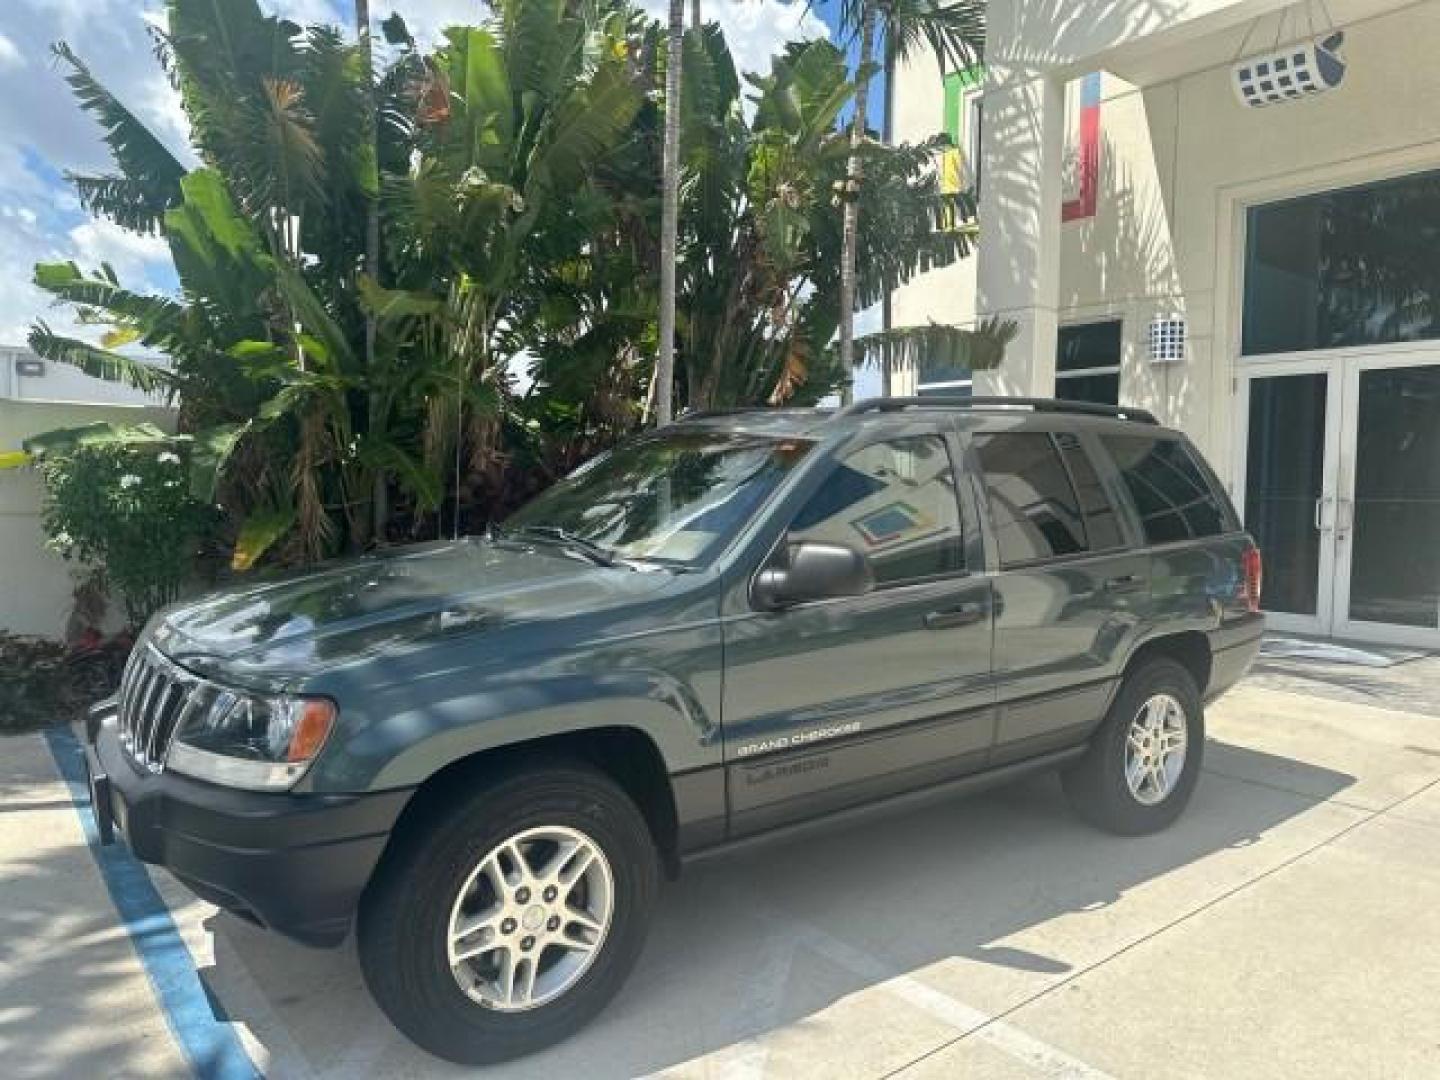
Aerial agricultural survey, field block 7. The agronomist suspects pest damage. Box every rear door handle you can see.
[924,601,988,630]
[1104,574,1142,594]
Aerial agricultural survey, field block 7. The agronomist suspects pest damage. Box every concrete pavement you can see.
[3,680,1439,1078]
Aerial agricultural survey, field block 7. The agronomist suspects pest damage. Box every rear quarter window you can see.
[1101,434,1233,544]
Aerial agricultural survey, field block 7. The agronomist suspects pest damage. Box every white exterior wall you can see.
[888,0,1440,489]
[1,347,173,638]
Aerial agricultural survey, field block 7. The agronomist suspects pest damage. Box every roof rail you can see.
[835,396,1159,426]
[674,408,755,423]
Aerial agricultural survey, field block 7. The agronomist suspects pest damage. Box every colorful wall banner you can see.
[1062,72,1103,222]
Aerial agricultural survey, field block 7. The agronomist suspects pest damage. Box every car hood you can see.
[150,537,675,687]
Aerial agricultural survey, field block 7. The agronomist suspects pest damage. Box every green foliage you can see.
[30,435,215,628]
[846,316,1020,378]
[0,634,129,734]
[669,33,989,409]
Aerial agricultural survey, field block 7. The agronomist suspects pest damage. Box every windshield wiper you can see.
[503,525,619,568]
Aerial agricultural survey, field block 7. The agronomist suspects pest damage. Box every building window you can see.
[941,67,984,219]
[1243,167,1440,356]
[1056,320,1122,405]
[916,362,972,398]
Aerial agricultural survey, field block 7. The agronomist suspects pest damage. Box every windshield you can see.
[504,431,814,567]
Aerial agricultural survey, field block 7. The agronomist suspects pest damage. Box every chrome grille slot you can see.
[117,644,202,772]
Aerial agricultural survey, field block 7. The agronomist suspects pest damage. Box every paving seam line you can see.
[881,774,1440,1079]
[43,724,261,1080]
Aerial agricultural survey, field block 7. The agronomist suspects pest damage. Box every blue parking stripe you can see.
[43,725,260,1080]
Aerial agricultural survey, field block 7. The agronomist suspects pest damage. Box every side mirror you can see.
[753,541,874,609]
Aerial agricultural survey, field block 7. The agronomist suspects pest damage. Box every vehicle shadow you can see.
[194,738,1356,1077]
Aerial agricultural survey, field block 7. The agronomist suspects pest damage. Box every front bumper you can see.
[84,708,413,947]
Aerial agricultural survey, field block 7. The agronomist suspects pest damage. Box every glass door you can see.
[1236,363,1342,635]
[1333,355,1440,646]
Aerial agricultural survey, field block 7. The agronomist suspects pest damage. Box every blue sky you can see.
[0,0,874,352]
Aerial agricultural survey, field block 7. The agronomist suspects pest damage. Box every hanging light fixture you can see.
[1232,2,1346,109]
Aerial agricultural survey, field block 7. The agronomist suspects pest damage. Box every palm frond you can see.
[33,261,189,345]
[27,321,176,396]
[53,42,187,232]
[846,317,1019,375]
[866,0,986,69]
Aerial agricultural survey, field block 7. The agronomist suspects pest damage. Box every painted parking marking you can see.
[44,725,260,1080]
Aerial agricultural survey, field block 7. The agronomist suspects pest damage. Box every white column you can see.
[973,71,1065,398]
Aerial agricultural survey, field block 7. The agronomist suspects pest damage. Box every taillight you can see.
[1241,545,1263,613]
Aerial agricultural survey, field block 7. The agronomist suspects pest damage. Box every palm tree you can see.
[355,0,386,543]
[671,32,999,409]
[834,0,986,390]
[654,0,685,425]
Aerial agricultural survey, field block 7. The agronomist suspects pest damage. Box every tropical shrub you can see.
[32,427,215,628]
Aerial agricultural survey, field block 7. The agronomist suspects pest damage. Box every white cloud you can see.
[385,0,488,47]
[0,32,23,71]
[69,218,172,280]
[637,0,828,79]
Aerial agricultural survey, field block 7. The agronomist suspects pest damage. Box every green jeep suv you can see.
[82,396,1263,1063]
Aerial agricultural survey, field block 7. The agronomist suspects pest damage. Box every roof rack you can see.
[835,396,1159,426]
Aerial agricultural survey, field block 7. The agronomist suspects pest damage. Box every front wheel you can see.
[358,764,659,1064]
[1062,657,1204,835]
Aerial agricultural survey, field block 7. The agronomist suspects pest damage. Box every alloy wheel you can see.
[1123,692,1188,806]
[446,825,615,1011]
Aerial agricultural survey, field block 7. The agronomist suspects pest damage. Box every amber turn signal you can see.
[287,698,338,762]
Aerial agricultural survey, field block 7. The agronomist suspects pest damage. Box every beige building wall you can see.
[888,1,1440,488]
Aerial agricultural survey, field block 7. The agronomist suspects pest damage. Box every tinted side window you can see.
[789,436,964,585]
[1102,435,1228,544]
[1055,432,1125,550]
[974,432,1086,565]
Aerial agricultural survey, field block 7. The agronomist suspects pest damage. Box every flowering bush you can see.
[36,441,215,628]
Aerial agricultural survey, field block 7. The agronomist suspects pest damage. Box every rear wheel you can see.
[1062,658,1204,835]
[358,764,659,1064]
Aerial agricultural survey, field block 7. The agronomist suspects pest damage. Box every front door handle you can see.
[924,601,988,630]
[1104,573,1143,594]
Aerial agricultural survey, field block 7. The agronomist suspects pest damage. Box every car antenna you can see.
[451,349,463,542]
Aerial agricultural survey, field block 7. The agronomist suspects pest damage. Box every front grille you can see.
[117,644,209,771]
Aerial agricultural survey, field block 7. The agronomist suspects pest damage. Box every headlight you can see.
[167,691,337,792]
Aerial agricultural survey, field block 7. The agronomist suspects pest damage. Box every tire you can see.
[357,763,660,1064]
[1062,657,1204,835]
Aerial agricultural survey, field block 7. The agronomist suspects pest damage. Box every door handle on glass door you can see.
[924,601,988,630]
[1314,496,1333,532]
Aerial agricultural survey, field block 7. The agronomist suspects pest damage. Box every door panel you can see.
[1336,359,1440,643]
[1236,364,1341,635]
[971,429,1149,761]
[989,552,1148,763]
[721,432,995,838]
[723,578,994,836]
